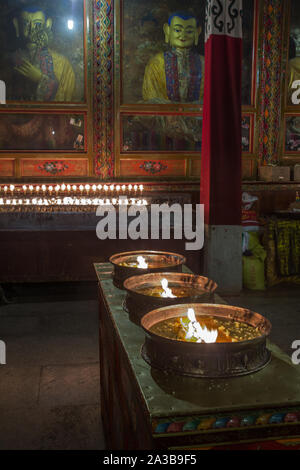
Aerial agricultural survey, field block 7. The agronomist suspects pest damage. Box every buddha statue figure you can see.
[12,6,75,101]
[143,11,204,103]
[137,11,203,145]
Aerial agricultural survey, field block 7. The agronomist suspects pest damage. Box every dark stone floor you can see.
[0,282,104,450]
[224,284,300,356]
[0,281,299,449]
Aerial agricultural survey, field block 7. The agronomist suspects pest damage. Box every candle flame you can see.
[161,278,176,298]
[181,308,218,343]
[137,256,148,269]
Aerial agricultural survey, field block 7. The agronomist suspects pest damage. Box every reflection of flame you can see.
[161,278,176,298]
[137,256,148,269]
[181,308,218,343]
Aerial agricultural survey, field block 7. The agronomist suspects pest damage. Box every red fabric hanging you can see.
[200,0,243,226]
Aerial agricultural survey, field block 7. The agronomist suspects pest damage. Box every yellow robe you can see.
[142,51,205,103]
[42,49,75,102]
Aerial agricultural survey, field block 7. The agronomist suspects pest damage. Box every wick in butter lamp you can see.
[141,303,272,378]
[109,250,186,289]
[123,272,217,325]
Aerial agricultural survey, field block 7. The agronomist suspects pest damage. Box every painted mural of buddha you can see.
[142,11,204,104]
[12,5,75,101]
[137,11,203,145]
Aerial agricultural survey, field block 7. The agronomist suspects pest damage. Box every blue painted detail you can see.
[241,415,257,426]
[269,413,285,424]
[213,417,230,429]
[182,420,200,431]
[154,422,170,434]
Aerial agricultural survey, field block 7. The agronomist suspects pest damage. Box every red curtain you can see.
[200,0,243,226]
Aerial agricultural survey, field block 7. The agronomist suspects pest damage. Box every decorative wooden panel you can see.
[119,159,186,177]
[0,159,15,176]
[20,159,89,177]
[258,0,284,164]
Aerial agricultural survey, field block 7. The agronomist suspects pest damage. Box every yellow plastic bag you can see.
[247,232,267,262]
[243,256,266,290]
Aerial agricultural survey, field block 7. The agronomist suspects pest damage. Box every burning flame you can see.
[161,278,176,298]
[181,308,218,343]
[137,256,148,269]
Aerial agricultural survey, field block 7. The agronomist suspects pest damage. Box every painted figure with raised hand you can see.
[12,5,75,101]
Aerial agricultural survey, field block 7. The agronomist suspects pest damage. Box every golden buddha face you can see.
[13,10,52,47]
[164,16,201,49]
[20,11,46,39]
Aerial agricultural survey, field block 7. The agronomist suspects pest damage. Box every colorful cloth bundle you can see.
[264,218,300,286]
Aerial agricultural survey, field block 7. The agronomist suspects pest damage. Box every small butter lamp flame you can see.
[161,278,176,298]
[137,256,148,269]
[182,308,218,343]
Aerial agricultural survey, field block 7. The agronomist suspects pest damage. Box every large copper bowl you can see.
[141,303,272,378]
[109,250,186,289]
[123,272,217,325]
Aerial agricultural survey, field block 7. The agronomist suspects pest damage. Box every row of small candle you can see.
[0,183,144,194]
[0,197,148,206]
